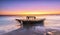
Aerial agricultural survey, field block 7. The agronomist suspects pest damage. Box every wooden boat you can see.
[16,16,45,28]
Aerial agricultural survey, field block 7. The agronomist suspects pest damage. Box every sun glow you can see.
[17,12,60,14]
[0,12,60,16]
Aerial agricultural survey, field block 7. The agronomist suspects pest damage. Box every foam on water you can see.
[0,15,60,34]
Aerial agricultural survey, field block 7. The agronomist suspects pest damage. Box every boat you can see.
[16,16,45,28]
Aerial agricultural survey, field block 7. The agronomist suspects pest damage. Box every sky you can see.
[0,0,60,15]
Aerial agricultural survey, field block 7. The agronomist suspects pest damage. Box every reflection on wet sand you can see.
[2,26,45,35]
[2,25,60,35]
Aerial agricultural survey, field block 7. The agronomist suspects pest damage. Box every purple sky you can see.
[0,0,60,15]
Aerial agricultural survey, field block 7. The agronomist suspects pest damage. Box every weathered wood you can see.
[16,18,45,28]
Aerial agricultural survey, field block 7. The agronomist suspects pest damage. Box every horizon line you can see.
[0,14,60,16]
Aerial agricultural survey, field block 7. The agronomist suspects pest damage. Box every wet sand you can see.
[46,29,60,35]
[2,26,45,35]
[2,26,60,35]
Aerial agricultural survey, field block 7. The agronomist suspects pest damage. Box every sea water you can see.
[0,15,60,34]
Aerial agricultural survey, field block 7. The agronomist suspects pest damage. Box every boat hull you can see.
[16,19,45,28]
